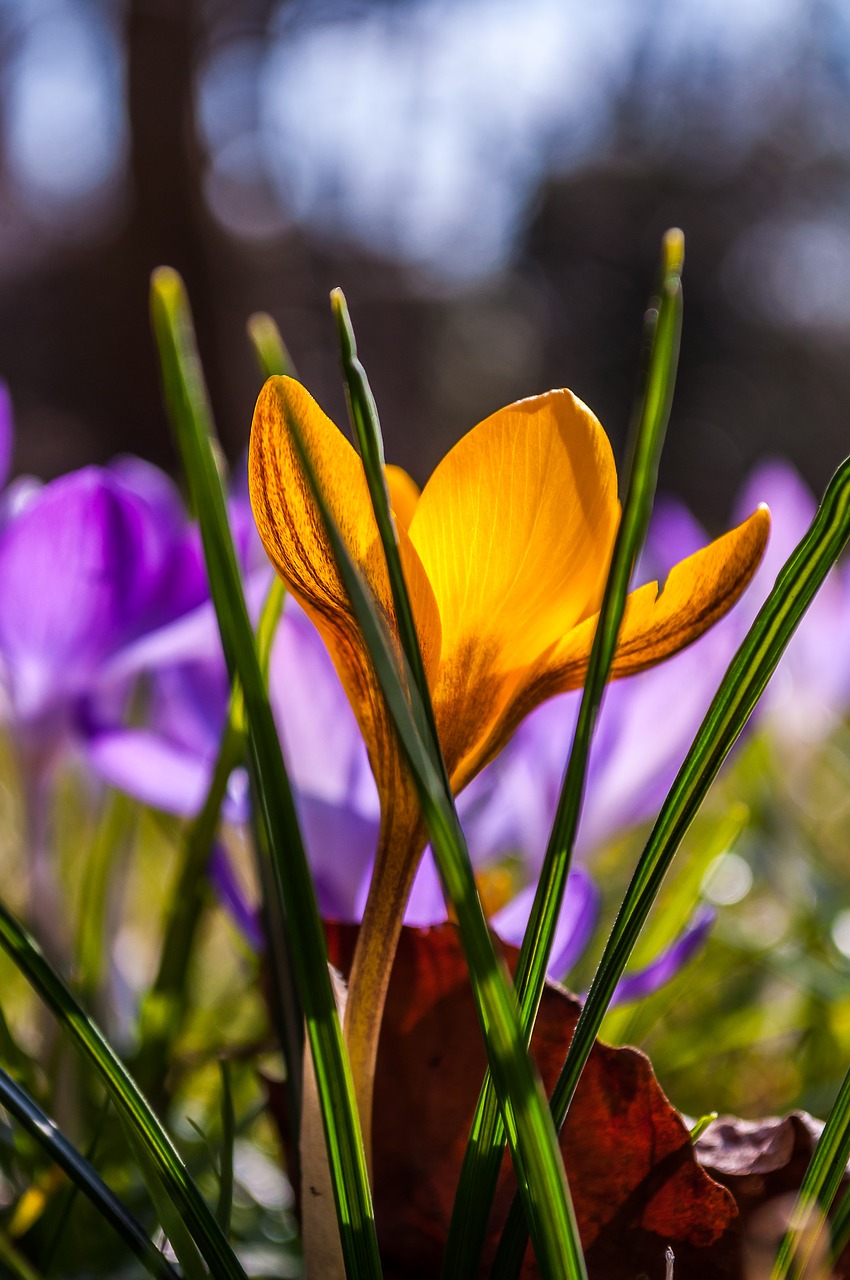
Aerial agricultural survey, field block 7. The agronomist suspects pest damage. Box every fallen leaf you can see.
[696,1112,850,1280]
[317,922,738,1278]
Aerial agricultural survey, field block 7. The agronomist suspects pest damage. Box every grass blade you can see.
[771,1064,850,1280]
[0,898,246,1279]
[217,1060,236,1237]
[248,312,296,380]
[331,288,440,759]
[443,229,684,1278]
[280,373,586,1279]
[150,267,382,1280]
[133,576,285,1105]
[0,1069,178,1280]
[124,1124,208,1280]
[492,453,850,1276]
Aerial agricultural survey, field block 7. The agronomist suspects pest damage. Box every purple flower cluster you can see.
[2,378,845,1000]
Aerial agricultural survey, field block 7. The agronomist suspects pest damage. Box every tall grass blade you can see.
[217,1060,236,1237]
[443,229,684,1278]
[0,899,246,1279]
[492,452,850,1276]
[771,1063,850,1280]
[150,267,382,1280]
[248,312,296,380]
[0,1069,178,1280]
[281,382,586,1280]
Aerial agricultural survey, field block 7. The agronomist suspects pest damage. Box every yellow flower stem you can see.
[343,818,424,1166]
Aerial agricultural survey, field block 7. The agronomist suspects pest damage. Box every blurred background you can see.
[1,0,850,524]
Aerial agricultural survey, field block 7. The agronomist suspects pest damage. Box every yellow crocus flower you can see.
[249,376,769,1152]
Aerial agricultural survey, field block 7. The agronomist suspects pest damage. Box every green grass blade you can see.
[217,1060,236,1237]
[0,1231,42,1280]
[124,1124,208,1280]
[248,312,296,379]
[133,576,285,1105]
[331,289,440,760]
[150,267,382,1280]
[132,711,244,1103]
[492,452,850,1276]
[0,899,246,1279]
[443,229,684,1279]
[771,1065,850,1280]
[0,1069,178,1280]
[281,391,586,1280]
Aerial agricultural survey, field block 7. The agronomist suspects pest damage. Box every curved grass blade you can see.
[771,1064,850,1280]
[492,452,850,1277]
[133,576,285,1105]
[331,288,440,762]
[124,1124,207,1280]
[281,374,586,1280]
[442,229,684,1279]
[217,1060,236,1236]
[0,1069,177,1280]
[0,903,245,1279]
[150,267,382,1280]
[248,312,296,380]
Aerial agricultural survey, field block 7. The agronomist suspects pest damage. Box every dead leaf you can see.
[317,921,738,1279]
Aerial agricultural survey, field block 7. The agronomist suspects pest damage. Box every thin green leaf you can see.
[132,709,244,1104]
[282,375,586,1280]
[771,1065,850,1280]
[0,1071,177,1280]
[217,1060,236,1237]
[0,1231,42,1280]
[150,266,382,1280]
[248,312,296,380]
[493,452,850,1277]
[75,789,136,997]
[124,1124,208,1280]
[331,288,441,762]
[689,1113,718,1142]
[0,898,246,1279]
[443,228,684,1278]
[133,575,284,1105]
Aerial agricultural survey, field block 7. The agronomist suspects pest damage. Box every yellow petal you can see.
[409,389,620,674]
[249,376,442,801]
[385,464,420,533]
[465,505,771,782]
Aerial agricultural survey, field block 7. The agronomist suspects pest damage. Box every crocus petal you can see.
[0,383,13,492]
[610,906,715,1006]
[209,843,263,950]
[556,506,771,684]
[468,505,770,779]
[491,868,600,980]
[385,464,420,533]
[83,727,214,817]
[409,390,619,672]
[249,376,442,808]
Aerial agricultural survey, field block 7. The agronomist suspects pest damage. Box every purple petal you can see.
[272,602,378,815]
[0,383,13,492]
[610,906,715,1006]
[296,792,377,920]
[492,868,600,980]
[209,842,263,950]
[404,851,447,925]
[83,727,214,817]
[638,497,708,582]
[734,461,850,735]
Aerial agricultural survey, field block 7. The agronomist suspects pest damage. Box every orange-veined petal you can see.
[248,376,441,807]
[409,390,620,671]
[463,504,771,786]
[385,464,420,533]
